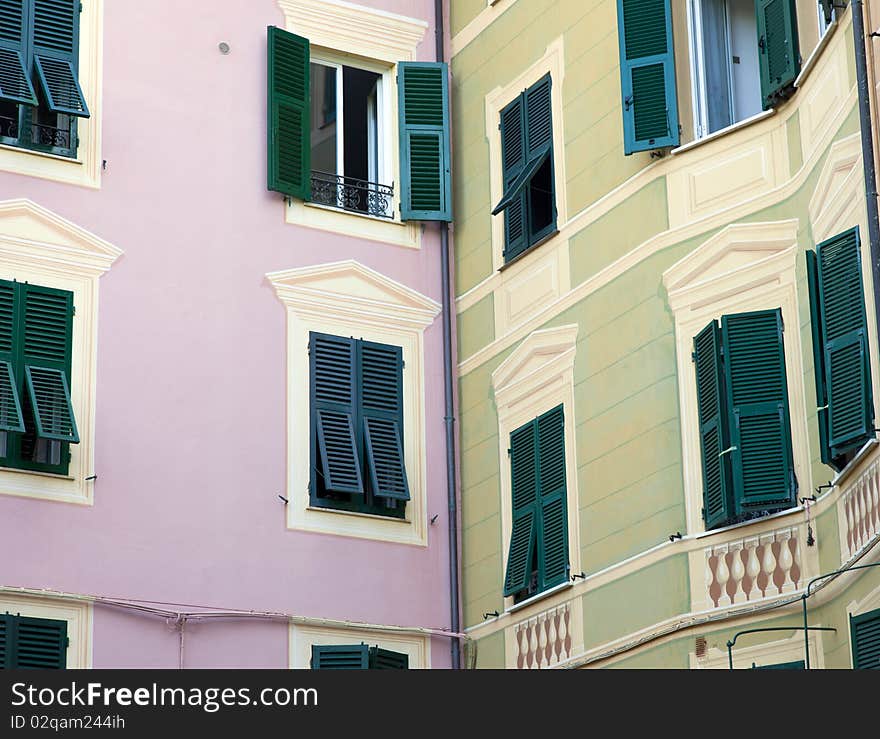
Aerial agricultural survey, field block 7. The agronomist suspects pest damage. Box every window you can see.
[693,308,796,530]
[0,0,89,159]
[806,227,875,472]
[310,332,409,519]
[0,279,78,476]
[0,613,68,668]
[492,74,557,263]
[818,0,835,36]
[266,26,451,223]
[503,405,569,603]
[310,644,408,669]
[850,608,880,669]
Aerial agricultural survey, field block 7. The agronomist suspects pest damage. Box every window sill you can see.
[692,504,803,540]
[285,198,421,249]
[0,466,75,482]
[498,228,560,273]
[795,19,838,89]
[671,109,776,156]
[506,579,572,615]
[0,142,81,164]
[829,438,879,489]
[306,504,410,524]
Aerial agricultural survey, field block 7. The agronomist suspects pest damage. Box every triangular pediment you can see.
[493,325,578,395]
[809,133,863,242]
[0,199,122,273]
[267,260,440,329]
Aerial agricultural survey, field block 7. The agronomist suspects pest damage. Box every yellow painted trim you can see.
[267,261,440,546]
[0,592,92,668]
[0,0,103,188]
[0,199,121,505]
[289,622,430,669]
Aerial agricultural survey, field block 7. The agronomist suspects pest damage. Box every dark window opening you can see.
[528,158,554,239]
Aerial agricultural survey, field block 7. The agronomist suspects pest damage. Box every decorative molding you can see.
[450,0,517,56]
[268,261,439,546]
[0,0,102,188]
[0,592,92,668]
[0,199,121,505]
[492,324,578,406]
[277,0,427,63]
[290,621,430,669]
[808,134,862,243]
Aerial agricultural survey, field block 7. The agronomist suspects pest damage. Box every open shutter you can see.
[0,281,24,435]
[756,0,800,110]
[817,228,874,455]
[616,0,679,154]
[537,405,568,589]
[722,310,795,515]
[0,614,8,668]
[361,341,409,501]
[398,62,452,221]
[21,284,77,444]
[851,609,880,669]
[0,0,37,106]
[524,75,556,245]
[311,333,363,495]
[806,250,833,467]
[498,95,527,260]
[694,321,734,529]
[14,616,67,669]
[32,0,88,117]
[368,646,409,669]
[267,26,310,200]
[503,420,538,596]
[310,644,369,670]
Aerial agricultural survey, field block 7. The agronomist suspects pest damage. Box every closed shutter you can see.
[32,0,88,117]
[0,614,8,668]
[398,62,452,222]
[361,341,409,501]
[497,95,527,260]
[1,615,67,669]
[21,283,77,444]
[616,0,679,154]
[816,228,874,456]
[806,250,833,467]
[722,309,795,515]
[693,321,733,529]
[267,26,310,200]
[537,405,568,588]
[851,608,880,669]
[503,420,538,596]
[310,644,369,670]
[756,0,800,110]
[368,646,409,669]
[0,281,24,435]
[311,333,363,495]
[0,0,37,106]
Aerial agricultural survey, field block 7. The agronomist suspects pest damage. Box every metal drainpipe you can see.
[434,0,461,669]
[852,1,880,346]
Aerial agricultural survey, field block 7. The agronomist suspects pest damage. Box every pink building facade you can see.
[0,0,457,669]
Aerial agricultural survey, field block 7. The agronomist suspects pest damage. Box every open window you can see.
[688,0,799,138]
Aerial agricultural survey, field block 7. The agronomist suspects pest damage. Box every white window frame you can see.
[289,622,429,669]
[0,591,92,668]
[818,3,836,37]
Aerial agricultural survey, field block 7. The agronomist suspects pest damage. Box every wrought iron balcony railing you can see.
[0,112,74,153]
[310,170,394,220]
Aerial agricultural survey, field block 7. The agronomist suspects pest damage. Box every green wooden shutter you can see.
[14,616,67,668]
[0,281,24,435]
[751,660,804,669]
[0,0,37,106]
[398,62,452,222]
[310,644,369,670]
[0,614,8,668]
[816,228,874,455]
[722,309,795,515]
[851,608,880,669]
[616,0,679,154]
[806,250,833,467]
[21,283,77,444]
[693,321,734,529]
[756,0,800,110]
[498,95,527,260]
[361,341,409,501]
[31,0,88,117]
[537,405,568,589]
[523,75,556,245]
[267,26,310,200]
[368,646,409,669]
[311,333,363,495]
[503,420,538,596]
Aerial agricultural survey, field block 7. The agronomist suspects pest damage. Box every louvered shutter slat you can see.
[267,26,310,200]
[722,310,795,514]
[32,0,88,117]
[806,250,833,466]
[311,333,363,495]
[0,282,23,435]
[616,0,679,154]
[368,646,409,669]
[398,62,452,221]
[694,321,734,529]
[12,616,67,669]
[852,609,880,669]
[499,96,527,259]
[537,405,568,588]
[0,614,8,669]
[504,420,539,596]
[0,0,36,106]
[756,0,800,109]
[310,644,369,670]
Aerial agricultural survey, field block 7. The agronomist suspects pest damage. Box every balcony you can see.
[309,170,394,220]
[0,109,76,157]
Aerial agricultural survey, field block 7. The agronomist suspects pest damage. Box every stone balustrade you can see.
[839,452,880,562]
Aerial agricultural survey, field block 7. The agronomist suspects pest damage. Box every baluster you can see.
[790,530,801,589]
[547,611,558,665]
[856,482,866,551]
[537,615,548,668]
[760,534,777,597]
[559,607,569,658]
[871,463,880,536]
[846,495,856,556]
[715,545,732,606]
[519,626,530,670]
[745,537,761,600]
[529,621,539,669]
[705,552,717,607]
[864,475,877,539]
[777,530,795,593]
[730,541,746,603]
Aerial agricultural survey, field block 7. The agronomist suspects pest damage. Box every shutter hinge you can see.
[701,506,706,522]
[65,636,70,647]
[401,359,405,369]
[691,350,696,363]
[71,305,76,316]
[507,447,511,456]
[79,2,83,12]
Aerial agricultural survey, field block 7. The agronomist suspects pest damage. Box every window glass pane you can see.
[342,66,382,184]
[310,62,337,174]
